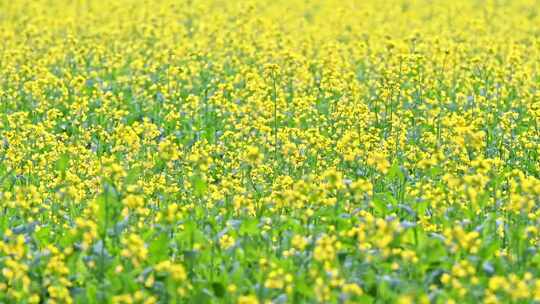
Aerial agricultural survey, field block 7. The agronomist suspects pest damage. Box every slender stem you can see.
[272,71,278,163]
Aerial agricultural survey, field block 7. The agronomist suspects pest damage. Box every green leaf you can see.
[428,166,442,177]
[372,193,388,215]
[125,166,141,185]
[481,240,499,259]
[34,226,51,246]
[357,295,374,304]
[295,280,312,297]
[211,282,225,298]
[193,289,212,303]
[387,161,404,183]
[400,228,416,245]
[377,280,391,300]
[191,174,207,197]
[97,195,108,234]
[183,250,198,262]
[56,153,70,177]
[149,232,170,263]
[86,283,97,304]
[415,200,428,216]
[239,218,259,236]
[425,239,447,263]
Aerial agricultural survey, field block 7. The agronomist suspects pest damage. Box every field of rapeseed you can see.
[2,0,540,303]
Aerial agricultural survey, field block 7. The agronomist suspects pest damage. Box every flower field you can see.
[2,0,540,303]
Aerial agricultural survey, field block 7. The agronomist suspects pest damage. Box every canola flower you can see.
[1,0,540,303]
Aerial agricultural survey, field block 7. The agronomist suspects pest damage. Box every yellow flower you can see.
[238,295,259,304]
[291,235,308,251]
[244,146,263,166]
[219,234,236,250]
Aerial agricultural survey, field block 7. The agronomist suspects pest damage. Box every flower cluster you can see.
[1,0,540,303]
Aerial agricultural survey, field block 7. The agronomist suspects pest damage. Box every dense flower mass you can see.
[1,0,540,302]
